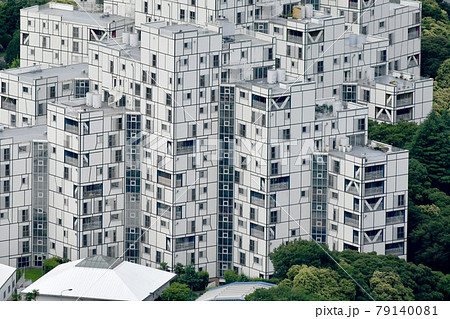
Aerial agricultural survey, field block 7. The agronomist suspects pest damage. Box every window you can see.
[379,21,385,28]
[180,9,185,20]
[363,90,370,102]
[397,227,405,239]
[317,61,324,73]
[73,27,80,38]
[270,211,278,224]
[73,41,80,53]
[397,194,405,207]
[239,252,246,265]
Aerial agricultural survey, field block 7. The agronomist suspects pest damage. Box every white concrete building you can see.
[20,2,134,68]
[0,64,89,128]
[0,0,428,278]
[0,125,48,268]
[0,263,16,301]
[327,140,409,258]
[356,72,433,124]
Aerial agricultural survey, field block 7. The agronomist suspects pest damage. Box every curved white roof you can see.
[22,256,175,301]
[0,264,16,287]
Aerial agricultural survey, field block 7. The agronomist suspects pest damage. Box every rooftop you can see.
[330,141,405,162]
[0,264,16,287]
[0,125,47,143]
[55,98,129,117]
[1,64,89,84]
[23,3,133,27]
[22,256,176,301]
[197,282,276,301]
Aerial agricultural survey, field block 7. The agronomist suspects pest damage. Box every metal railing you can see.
[386,247,404,256]
[158,176,171,187]
[176,146,194,155]
[251,196,265,207]
[270,182,289,192]
[364,186,384,196]
[386,216,405,224]
[344,218,359,228]
[175,241,195,251]
[365,171,384,180]
[287,35,302,44]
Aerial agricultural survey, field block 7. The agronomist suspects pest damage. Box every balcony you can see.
[158,175,171,187]
[364,186,384,196]
[83,221,102,231]
[250,227,264,239]
[175,241,195,251]
[365,171,384,180]
[252,100,266,110]
[386,246,404,256]
[250,196,265,207]
[396,112,412,122]
[287,34,302,44]
[345,218,359,228]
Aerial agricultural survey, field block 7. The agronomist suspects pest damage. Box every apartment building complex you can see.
[0,63,89,128]
[20,2,134,67]
[0,0,425,277]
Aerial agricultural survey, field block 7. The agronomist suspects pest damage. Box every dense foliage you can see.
[43,256,69,273]
[246,240,450,301]
[420,0,450,78]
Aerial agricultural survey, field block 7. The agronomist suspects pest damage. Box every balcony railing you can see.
[397,113,412,121]
[83,221,102,231]
[252,100,266,110]
[364,186,383,196]
[175,241,195,251]
[65,124,79,134]
[386,247,404,256]
[287,35,302,44]
[386,216,405,224]
[270,182,289,192]
[158,176,171,187]
[176,146,194,155]
[250,196,265,207]
[365,171,384,180]
[250,228,264,239]
[344,218,359,228]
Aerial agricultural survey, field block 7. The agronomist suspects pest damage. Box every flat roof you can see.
[55,98,129,116]
[23,4,133,27]
[197,282,276,301]
[0,125,47,143]
[330,143,404,162]
[95,40,141,61]
[2,64,89,84]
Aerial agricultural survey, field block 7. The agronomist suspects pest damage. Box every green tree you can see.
[410,110,450,190]
[5,31,19,66]
[245,284,320,301]
[10,57,20,69]
[368,120,418,149]
[160,282,191,301]
[223,270,239,284]
[158,262,169,271]
[435,58,450,89]
[421,17,450,78]
[269,239,336,278]
[43,256,69,273]
[173,263,185,276]
[369,271,414,301]
[196,271,210,291]
[292,265,356,301]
